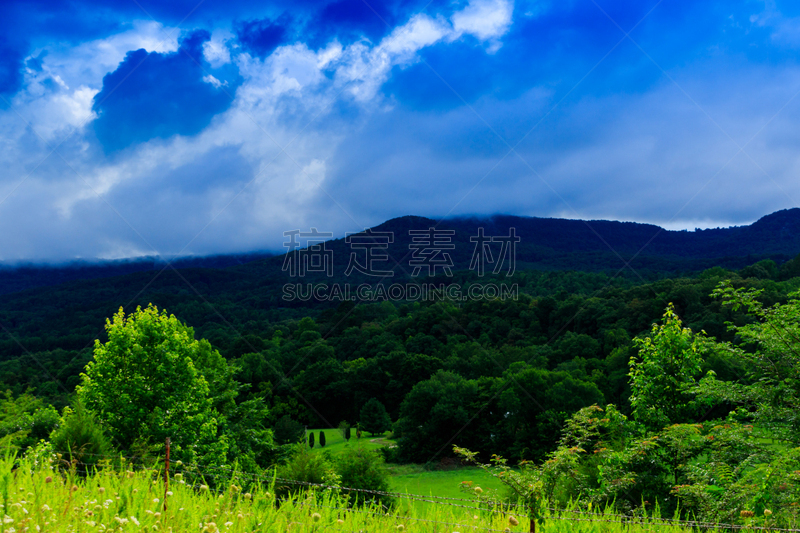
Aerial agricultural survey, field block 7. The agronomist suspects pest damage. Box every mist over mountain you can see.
[1,208,798,296]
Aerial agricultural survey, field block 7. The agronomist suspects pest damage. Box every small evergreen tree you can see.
[360,398,391,436]
[345,426,351,441]
[319,430,326,447]
[308,431,315,448]
[273,415,304,445]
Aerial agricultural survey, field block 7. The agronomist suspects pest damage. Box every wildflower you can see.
[133,489,139,494]
[127,471,135,479]
[174,474,183,481]
[44,476,53,484]
[396,525,405,531]
[764,510,773,517]
[155,512,161,520]
[85,521,96,527]
[508,516,519,526]
[167,492,173,497]
[311,513,322,522]
[237,514,244,520]
[740,511,754,518]
[474,487,483,494]
[130,516,140,526]
[224,522,233,528]
[41,505,51,512]
[72,485,79,492]
[153,498,159,504]
[99,487,105,493]
[244,493,252,500]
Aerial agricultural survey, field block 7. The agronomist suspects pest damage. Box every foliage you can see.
[77,304,227,465]
[319,430,326,447]
[333,445,394,508]
[49,399,115,469]
[274,443,338,499]
[629,304,710,431]
[360,398,391,436]
[308,431,315,448]
[698,282,800,443]
[0,390,59,454]
[273,415,304,445]
[338,420,350,440]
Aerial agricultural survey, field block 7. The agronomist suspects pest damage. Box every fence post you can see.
[164,437,170,512]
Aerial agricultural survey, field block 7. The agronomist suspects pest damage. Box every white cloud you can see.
[452,0,514,51]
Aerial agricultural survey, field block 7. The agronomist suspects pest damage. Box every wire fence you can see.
[40,451,800,533]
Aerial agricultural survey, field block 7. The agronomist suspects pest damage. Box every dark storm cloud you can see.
[236,15,293,58]
[91,30,237,152]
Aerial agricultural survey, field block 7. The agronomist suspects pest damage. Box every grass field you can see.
[0,453,730,533]
[387,464,506,513]
[307,428,507,514]
[305,427,389,454]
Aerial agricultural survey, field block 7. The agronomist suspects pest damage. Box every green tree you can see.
[629,304,708,431]
[319,430,326,447]
[49,400,115,470]
[338,420,350,440]
[274,415,304,445]
[699,283,800,443]
[76,305,227,464]
[308,431,315,448]
[359,398,391,436]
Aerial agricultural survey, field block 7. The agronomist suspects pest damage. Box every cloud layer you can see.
[0,0,799,262]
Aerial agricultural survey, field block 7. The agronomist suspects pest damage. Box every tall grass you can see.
[0,453,735,533]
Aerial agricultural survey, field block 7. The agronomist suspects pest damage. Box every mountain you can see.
[0,208,799,298]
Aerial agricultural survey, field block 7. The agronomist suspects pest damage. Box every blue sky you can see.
[0,0,799,261]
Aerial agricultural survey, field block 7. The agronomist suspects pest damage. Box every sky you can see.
[1,0,799,262]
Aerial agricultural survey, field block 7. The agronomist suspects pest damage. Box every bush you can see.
[274,444,336,498]
[334,445,394,508]
[49,401,115,471]
[319,431,326,447]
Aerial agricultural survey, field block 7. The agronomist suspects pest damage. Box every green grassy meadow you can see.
[305,428,389,455]
[0,452,730,533]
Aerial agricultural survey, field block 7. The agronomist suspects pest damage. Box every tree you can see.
[359,398,391,436]
[699,283,800,443]
[338,420,350,440]
[308,431,315,448]
[77,305,227,464]
[49,400,115,471]
[629,304,708,431]
[273,415,304,445]
[345,426,351,441]
[319,430,326,447]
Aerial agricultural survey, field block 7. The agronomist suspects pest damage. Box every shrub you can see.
[49,401,115,471]
[334,445,394,508]
[274,444,336,499]
[319,431,326,447]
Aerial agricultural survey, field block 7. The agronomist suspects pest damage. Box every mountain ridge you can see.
[1,208,799,296]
